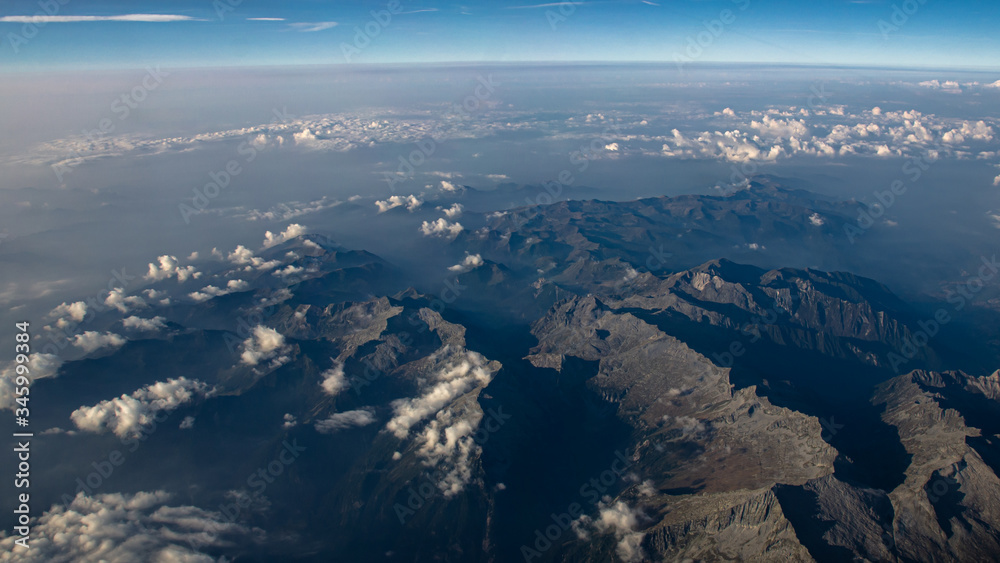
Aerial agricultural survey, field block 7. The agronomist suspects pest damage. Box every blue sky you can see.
[0,0,998,70]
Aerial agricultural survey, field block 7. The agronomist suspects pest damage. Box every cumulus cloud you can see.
[72,331,127,354]
[145,255,200,283]
[0,353,62,410]
[272,265,305,279]
[71,377,212,438]
[227,245,282,271]
[240,325,291,367]
[414,408,483,497]
[104,287,147,313]
[319,362,348,396]
[419,218,464,239]
[440,180,460,192]
[808,213,825,227]
[374,194,423,213]
[574,501,649,563]
[122,316,167,332]
[262,224,307,248]
[49,301,87,329]
[441,203,464,219]
[448,253,485,273]
[315,409,377,433]
[179,416,196,429]
[188,279,250,302]
[0,491,252,562]
[386,352,494,439]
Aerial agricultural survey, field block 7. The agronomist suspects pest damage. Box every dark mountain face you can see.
[8,179,1000,562]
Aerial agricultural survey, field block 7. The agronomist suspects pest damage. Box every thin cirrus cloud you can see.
[287,21,338,32]
[0,14,202,23]
[247,17,286,21]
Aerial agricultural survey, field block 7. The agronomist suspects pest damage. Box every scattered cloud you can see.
[315,409,377,433]
[145,255,200,283]
[104,287,147,313]
[262,224,308,248]
[72,331,127,354]
[0,353,62,410]
[448,253,484,273]
[71,378,212,438]
[228,245,282,271]
[441,203,464,219]
[122,316,167,332]
[240,325,291,367]
[419,218,464,239]
[375,194,423,213]
[386,351,494,439]
[189,279,250,302]
[320,362,348,396]
[0,491,252,562]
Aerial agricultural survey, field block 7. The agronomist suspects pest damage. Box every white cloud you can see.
[71,377,212,438]
[240,325,290,367]
[104,287,147,313]
[122,316,167,332]
[72,331,127,354]
[440,180,460,192]
[320,362,348,396]
[272,264,305,279]
[262,224,307,248]
[315,409,376,433]
[49,301,87,329]
[993,174,1000,187]
[375,194,423,213]
[0,14,201,23]
[227,245,282,271]
[0,491,251,562]
[386,352,494,439]
[419,218,464,239]
[0,354,62,410]
[145,255,199,283]
[188,279,250,302]
[288,21,338,32]
[441,203,464,219]
[240,197,340,221]
[179,416,195,429]
[282,413,298,429]
[808,213,825,227]
[575,501,648,563]
[448,253,484,273]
